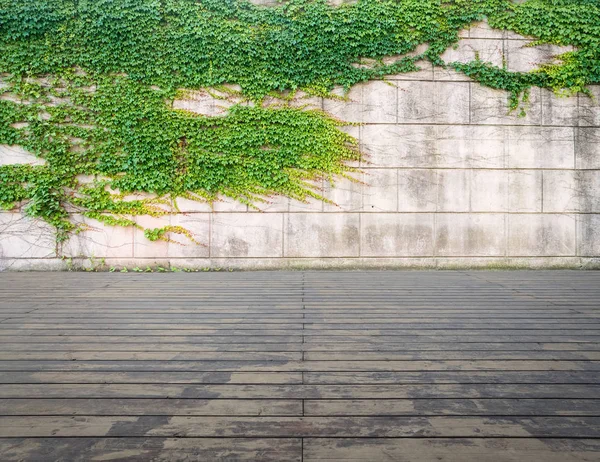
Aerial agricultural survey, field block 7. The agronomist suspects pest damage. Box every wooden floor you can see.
[0,271,599,461]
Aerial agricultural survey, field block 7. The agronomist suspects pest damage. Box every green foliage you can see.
[0,0,598,242]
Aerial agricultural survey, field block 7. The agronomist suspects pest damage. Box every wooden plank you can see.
[302,342,600,351]
[0,270,599,462]
[1,342,598,352]
[0,343,303,352]
[0,438,302,462]
[303,398,600,416]
[2,318,306,324]
[2,305,588,310]
[5,320,600,328]
[2,351,600,361]
[2,335,599,343]
[0,335,303,343]
[0,327,304,335]
[0,360,598,372]
[0,352,303,361]
[303,371,600,384]
[302,330,600,336]
[304,323,600,329]
[4,310,590,316]
[5,314,595,321]
[303,438,600,462]
[0,384,598,399]
[0,416,598,437]
[0,398,302,416]
[303,335,600,343]
[5,325,600,335]
[303,351,600,361]
[0,371,303,384]
[4,397,595,417]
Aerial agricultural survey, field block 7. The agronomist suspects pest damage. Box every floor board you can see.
[0,271,599,461]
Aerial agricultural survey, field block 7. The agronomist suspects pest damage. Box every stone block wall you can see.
[1,18,599,270]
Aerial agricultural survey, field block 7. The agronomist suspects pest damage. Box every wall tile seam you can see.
[149,254,552,260]
[468,82,472,124]
[208,212,212,258]
[503,207,509,257]
[281,213,285,258]
[12,209,600,215]
[357,211,362,257]
[575,208,580,258]
[539,83,544,127]
[356,168,597,171]
[7,255,600,266]
[50,212,600,216]
[541,170,544,214]
[42,255,589,259]
[352,122,596,127]
[395,169,400,215]
[432,213,437,258]
[395,78,399,125]
[575,90,580,260]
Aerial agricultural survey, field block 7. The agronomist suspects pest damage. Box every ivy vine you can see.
[0,0,598,243]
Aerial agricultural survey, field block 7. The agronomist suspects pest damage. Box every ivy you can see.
[0,0,598,243]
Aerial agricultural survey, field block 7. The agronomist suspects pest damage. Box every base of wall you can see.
[3,257,600,271]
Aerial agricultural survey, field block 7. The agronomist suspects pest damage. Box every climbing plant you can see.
[0,0,598,243]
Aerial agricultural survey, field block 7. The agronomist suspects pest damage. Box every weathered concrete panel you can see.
[211,213,283,258]
[579,214,600,257]
[133,215,170,259]
[132,214,210,260]
[543,171,600,213]
[362,169,397,212]
[252,194,290,213]
[0,145,45,166]
[397,170,437,212]
[322,86,362,124]
[508,170,543,213]
[470,170,508,212]
[360,81,398,123]
[289,180,324,212]
[507,126,575,169]
[508,214,576,256]
[437,170,470,212]
[361,125,505,168]
[284,214,359,257]
[580,87,600,127]
[360,213,434,257]
[324,82,397,123]
[435,214,506,257]
[440,38,504,67]
[0,213,56,259]
[212,197,248,213]
[397,82,470,124]
[323,176,363,212]
[61,215,134,259]
[506,40,572,73]
[576,128,600,169]
[541,89,579,126]
[361,125,435,168]
[169,214,212,258]
[435,126,506,168]
[471,85,542,125]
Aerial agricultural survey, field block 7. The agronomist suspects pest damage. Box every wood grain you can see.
[0,271,599,461]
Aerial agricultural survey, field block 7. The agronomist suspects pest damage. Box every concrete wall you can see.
[1,20,600,270]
